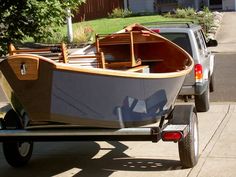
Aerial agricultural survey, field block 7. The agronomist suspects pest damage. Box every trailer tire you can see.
[2,141,33,167]
[178,111,199,168]
[2,109,33,167]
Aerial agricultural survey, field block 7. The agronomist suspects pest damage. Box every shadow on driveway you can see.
[0,141,182,177]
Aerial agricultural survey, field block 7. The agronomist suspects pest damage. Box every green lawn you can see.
[27,14,191,43]
[61,14,189,35]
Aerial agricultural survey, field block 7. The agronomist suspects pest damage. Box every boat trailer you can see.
[0,104,199,168]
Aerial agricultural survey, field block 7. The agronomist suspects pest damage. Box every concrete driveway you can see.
[211,12,236,53]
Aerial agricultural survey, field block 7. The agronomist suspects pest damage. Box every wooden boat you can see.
[0,24,193,128]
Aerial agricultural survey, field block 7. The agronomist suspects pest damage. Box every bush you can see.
[185,7,196,17]
[197,7,214,33]
[175,8,188,18]
[164,12,172,18]
[108,8,132,18]
[171,7,214,34]
[73,24,94,44]
[0,0,85,56]
[36,32,67,44]
[175,8,196,18]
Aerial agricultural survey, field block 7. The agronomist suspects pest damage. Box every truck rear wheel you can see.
[2,109,33,167]
[210,73,215,92]
[178,111,199,168]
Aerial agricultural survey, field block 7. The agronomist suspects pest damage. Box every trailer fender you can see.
[169,104,197,125]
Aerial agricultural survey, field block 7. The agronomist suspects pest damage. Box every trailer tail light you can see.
[152,29,160,33]
[195,64,203,82]
[162,132,183,142]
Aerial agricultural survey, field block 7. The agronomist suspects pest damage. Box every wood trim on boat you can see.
[100,52,106,68]
[7,54,56,65]
[5,26,194,79]
[8,43,68,63]
[7,56,39,80]
[125,65,149,72]
[55,63,193,79]
[69,54,100,59]
[61,42,68,63]
[5,51,193,79]
[8,44,51,55]
[130,31,135,67]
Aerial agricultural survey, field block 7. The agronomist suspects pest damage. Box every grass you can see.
[24,14,192,43]
[61,14,190,36]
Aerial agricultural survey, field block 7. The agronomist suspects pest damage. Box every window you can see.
[159,0,177,3]
[198,30,207,49]
[194,31,203,54]
[160,33,193,56]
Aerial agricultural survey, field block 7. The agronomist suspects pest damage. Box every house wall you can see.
[203,0,209,6]
[126,0,236,14]
[222,0,236,10]
[178,0,197,8]
[73,0,124,21]
[128,0,154,13]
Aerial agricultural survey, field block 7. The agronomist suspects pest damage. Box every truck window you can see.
[198,31,207,49]
[194,31,205,56]
[160,33,192,57]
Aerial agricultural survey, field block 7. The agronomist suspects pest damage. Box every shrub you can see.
[171,7,214,34]
[108,8,132,18]
[175,8,188,18]
[185,7,196,17]
[164,12,172,18]
[73,24,94,44]
[175,8,196,18]
[195,7,214,33]
[0,0,85,56]
[36,32,67,44]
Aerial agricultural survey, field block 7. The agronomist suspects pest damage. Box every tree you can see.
[0,0,85,56]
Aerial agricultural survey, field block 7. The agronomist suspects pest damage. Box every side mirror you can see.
[206,39,218,47]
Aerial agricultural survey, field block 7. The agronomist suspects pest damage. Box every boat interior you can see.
[8,29,191,74]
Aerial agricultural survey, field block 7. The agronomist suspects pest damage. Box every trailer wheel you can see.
[178,111,199,168]
[3,141,33,167]
[2,109,33,167]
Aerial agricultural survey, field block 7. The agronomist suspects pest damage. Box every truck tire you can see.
[195,85,210,112]
[178,111,199,168]
[2,109,33,167]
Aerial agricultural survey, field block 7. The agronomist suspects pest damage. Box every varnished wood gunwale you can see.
[4,54,192,80]
[7,54,56,65]
[55,62,193,79]
[125,65,149,72]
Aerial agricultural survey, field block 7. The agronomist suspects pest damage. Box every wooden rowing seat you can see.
[95,32,142,70]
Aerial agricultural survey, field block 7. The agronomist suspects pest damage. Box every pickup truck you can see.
[143,22,218,112]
